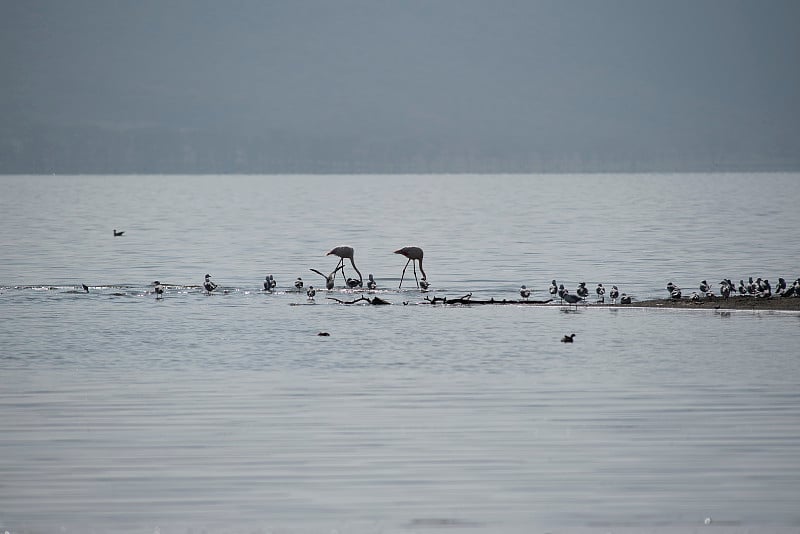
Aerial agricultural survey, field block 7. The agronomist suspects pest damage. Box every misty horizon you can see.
[2,0,799,174]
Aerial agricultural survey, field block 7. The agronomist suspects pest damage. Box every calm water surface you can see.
[1,174,799,533]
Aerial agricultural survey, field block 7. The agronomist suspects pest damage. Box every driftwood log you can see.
[327,295,392,305]
[425,293,553,305]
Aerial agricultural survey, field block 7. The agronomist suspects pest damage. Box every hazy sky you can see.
[2,0,799,171]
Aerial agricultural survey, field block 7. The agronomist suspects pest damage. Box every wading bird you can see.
[394,246,427,289]
[367,274,377,290]
[153,281,164,299]
[295,277,303,290]
[327,246,362,287]
[306,285,316,300]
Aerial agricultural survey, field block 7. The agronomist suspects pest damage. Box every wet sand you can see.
[624,295,800,312]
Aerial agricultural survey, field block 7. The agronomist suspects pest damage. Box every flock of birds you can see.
[521,280,632,306]
[115,230,800,308]
[151,245,429,300]
[665,277,800,301]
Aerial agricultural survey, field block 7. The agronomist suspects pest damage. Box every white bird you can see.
[327,246,362,287]
[609,285,619,304]
[394,246,427,289]
[519,285,531,300]
[306,285,316,299]
[596,283,605,303]
[295,277,304,290]
[576,282,589,299]
[549,280,558,298]
[699,280,710,293]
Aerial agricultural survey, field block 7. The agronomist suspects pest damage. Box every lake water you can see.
[1,173,799,533]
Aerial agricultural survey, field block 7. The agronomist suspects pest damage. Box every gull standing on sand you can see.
[596,283,605,303]
[609,285,619,304]
[519,285,531,300]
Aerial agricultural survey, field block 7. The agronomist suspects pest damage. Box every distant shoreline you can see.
[620,295,800,312]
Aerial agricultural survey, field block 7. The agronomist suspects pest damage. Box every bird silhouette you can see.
[367,273,377,290]
[609,285,619,304]
[113,229,124,236]
[562,293,582,308]
[327,246,362,287]
[153,281,164,299]
[519,285,531,300]
[295,277,304,290]
[394,246,427,289]
[561,334,576,343]
[306,285,316,299]
[203,274,218,294]
[596,283,605,303]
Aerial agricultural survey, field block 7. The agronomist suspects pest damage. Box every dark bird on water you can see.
[561,334,576,343]
[620,293,632,304]
[203,274,218,294]
[367,273,377,290]
[82,284,89,293]
[317,332,330,336]
[113,229,124,236]
[395,246,427,289]
[153,281,164,299]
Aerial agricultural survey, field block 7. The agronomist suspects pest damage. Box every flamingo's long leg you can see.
[399,258,411,288]
[412,261,419,288]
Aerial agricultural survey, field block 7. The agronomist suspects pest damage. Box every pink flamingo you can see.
[326,246,362,287]
[394,246,428,289]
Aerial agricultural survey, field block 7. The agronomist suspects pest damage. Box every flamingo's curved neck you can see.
[417,259,427,280]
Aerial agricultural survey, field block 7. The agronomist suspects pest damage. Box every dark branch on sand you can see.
[424,293,553,305]
[327,295,392,305]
